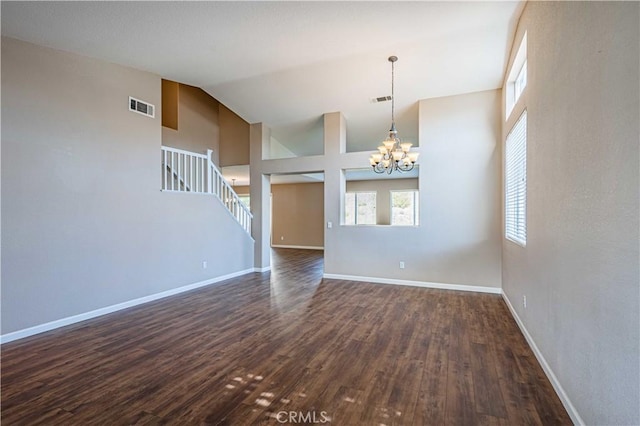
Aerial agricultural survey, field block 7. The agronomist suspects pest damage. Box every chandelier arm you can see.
[402,163,414,172]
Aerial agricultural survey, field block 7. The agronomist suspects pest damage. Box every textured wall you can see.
[1,38,254,335]
[501,2,640,424]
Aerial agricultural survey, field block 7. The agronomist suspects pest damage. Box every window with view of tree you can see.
[391,190,419,226]
[345,192,376,225]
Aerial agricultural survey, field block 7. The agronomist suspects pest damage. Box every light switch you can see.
[327,221,332,229]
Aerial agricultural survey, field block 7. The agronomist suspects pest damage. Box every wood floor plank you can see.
[1,248,572,425]
[470,342,508,418]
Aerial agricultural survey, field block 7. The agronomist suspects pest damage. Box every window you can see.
[514,60,527,102]
[391,190,419,226]
[505,110,527,246]
[506,33,527,118]
[345,192,376,225]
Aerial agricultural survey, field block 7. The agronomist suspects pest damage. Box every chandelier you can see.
[369,56,419,174]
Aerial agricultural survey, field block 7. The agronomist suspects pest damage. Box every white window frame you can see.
[345,191,377,225]
[505,110,527,246]
[390,190,420,226]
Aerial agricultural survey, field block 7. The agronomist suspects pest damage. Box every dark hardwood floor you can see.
[1,248,571,425]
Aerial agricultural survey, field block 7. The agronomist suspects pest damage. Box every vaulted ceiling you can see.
[2,1,524,155]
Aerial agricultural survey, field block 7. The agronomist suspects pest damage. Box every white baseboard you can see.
[253,266,271,273]
[322,273,501,294]
[0,268,255,345]
[502,292,584,426]
[271,245,324,250]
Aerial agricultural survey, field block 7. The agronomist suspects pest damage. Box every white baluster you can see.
[171,152,175,190]
[162,149,167,190]
[190,155,194,192]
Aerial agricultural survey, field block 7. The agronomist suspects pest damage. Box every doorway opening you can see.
[269,172,325,275]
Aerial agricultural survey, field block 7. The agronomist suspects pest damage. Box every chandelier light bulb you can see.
[383,140,396,151]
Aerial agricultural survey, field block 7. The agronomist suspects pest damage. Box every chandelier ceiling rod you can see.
[390,55,396,129]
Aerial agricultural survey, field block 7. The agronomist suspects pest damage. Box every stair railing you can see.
[161,146,252,235]
[161,146,208,193]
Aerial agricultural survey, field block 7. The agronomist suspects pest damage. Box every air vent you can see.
[372,95,392,103]
[129,96,155,118]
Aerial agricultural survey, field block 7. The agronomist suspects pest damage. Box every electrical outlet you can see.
[327,221,333,229]
[523,295,527,309]
[399,261,405,269]
[202,261,207,269]
[280,236,284,241]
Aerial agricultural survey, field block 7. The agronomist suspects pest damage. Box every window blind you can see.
[505,110,527,245]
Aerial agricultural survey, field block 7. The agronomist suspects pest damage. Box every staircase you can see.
[161,146,252,235]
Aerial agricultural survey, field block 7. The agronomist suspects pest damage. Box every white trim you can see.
[322,273,501,294]
[502,292,585,426]
[253,266,271,273]
[271,245,324,250]
[0,268,255,345]
[160,145,207,159]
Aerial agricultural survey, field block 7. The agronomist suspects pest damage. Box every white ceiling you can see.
[1,1,523,155]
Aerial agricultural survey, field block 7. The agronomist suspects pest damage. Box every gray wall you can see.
[502,2,639,424]
[1,37,254,335]
[326,90,501,287]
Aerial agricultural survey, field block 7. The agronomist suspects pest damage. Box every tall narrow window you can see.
[505,33,527,119]
[505,110,527,246]
[345,192,376,225]
[391,190,419,226]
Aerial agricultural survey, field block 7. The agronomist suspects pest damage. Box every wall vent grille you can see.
[129,97,155,118]
[373,95,392,103]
